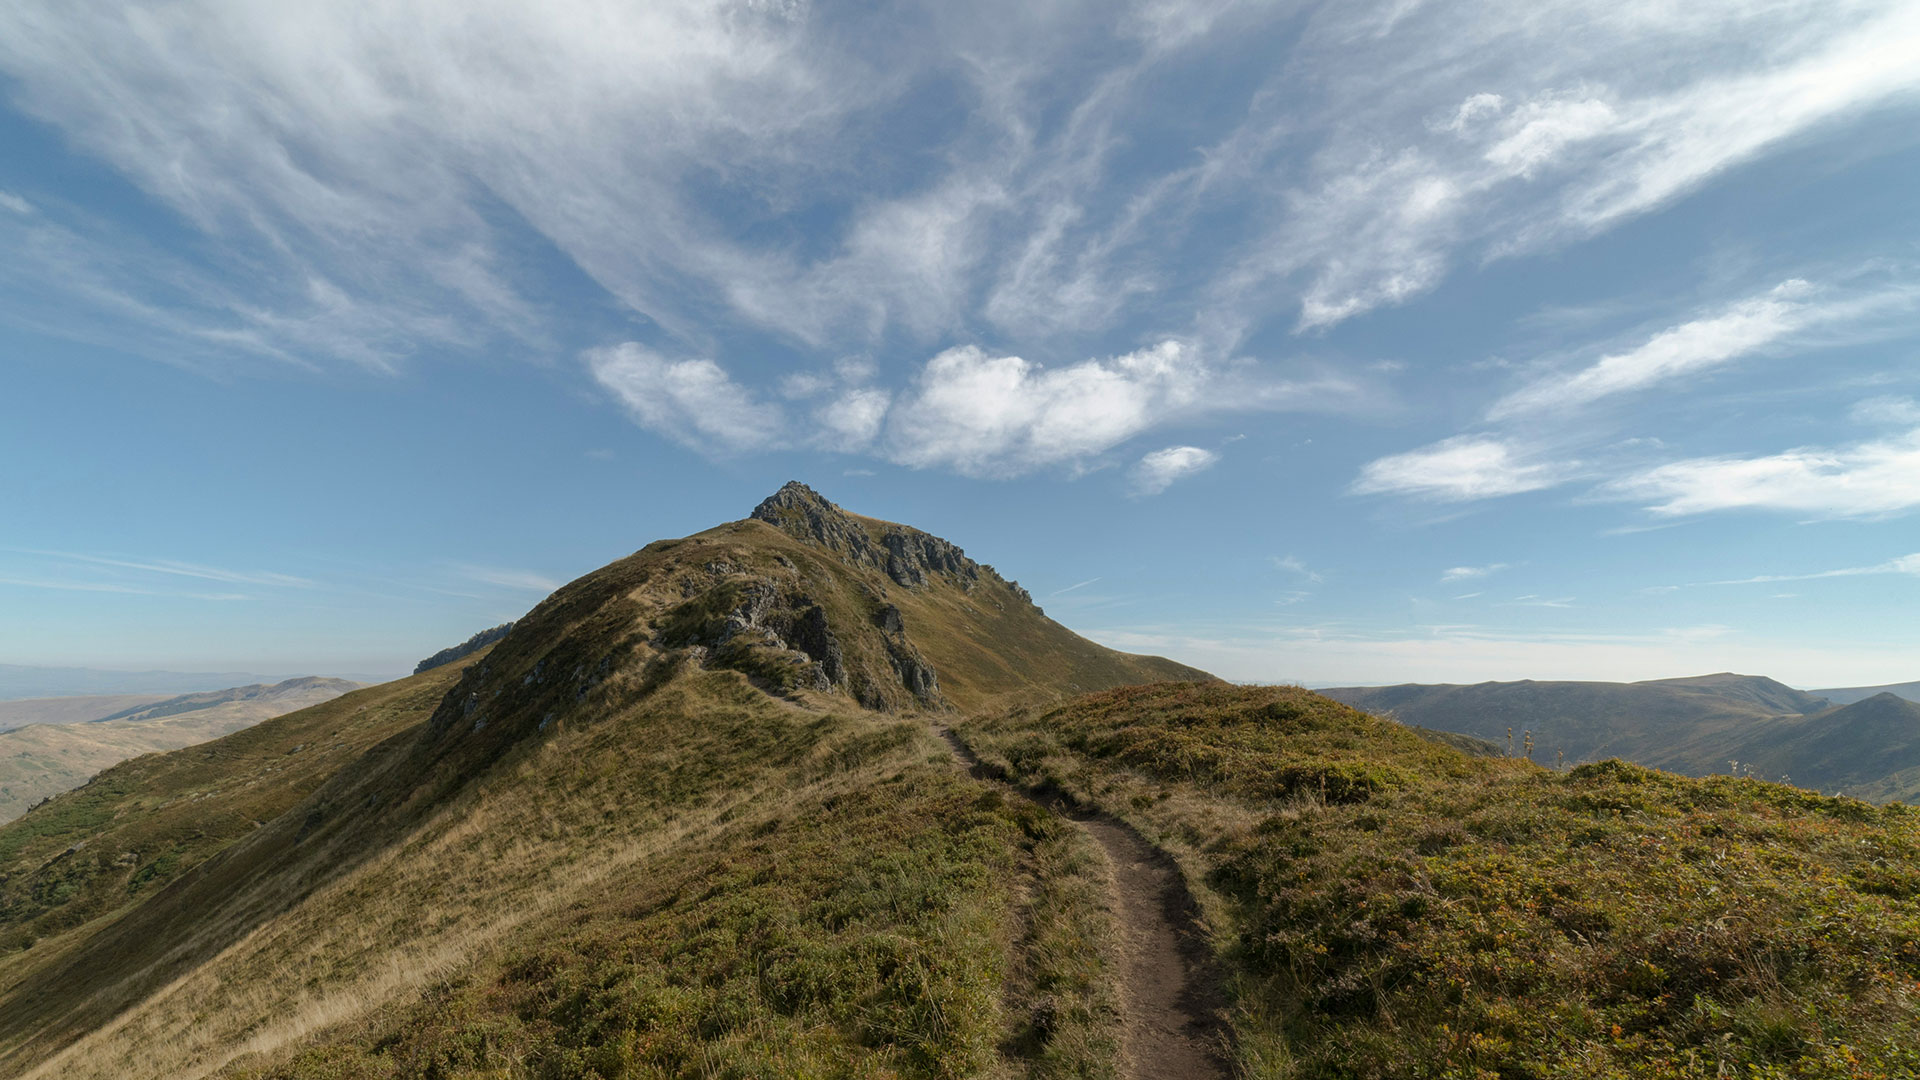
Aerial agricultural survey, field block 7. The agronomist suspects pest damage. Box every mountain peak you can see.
[750,480,1026,598]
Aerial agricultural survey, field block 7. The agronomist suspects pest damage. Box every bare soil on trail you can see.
[935,727,1227,1079]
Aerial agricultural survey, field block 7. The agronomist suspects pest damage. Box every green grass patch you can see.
[960,682,1920,1080]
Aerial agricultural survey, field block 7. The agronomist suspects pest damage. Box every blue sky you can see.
[2,0,1918,686]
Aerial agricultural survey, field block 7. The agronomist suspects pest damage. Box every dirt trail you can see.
[934,727,1226,1079]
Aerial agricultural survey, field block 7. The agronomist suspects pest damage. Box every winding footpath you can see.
[934,727,1227,1079]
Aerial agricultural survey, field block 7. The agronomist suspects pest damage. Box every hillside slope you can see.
[1716,693,1920,803]
[0,678,360,822]
[957,683,1920,1078]
[0,482,1206,1080]
[0,663,471,959]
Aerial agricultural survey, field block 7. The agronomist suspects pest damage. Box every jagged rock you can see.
[786,604,847,686]
[872,604,904,634]
[884,636,939,702]
[751,481,988,593]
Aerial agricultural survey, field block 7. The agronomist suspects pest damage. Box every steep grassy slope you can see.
[0,484,1195,1080]
[0,661,471,958]
[958,683,1920,1079]
[0,678,360,822]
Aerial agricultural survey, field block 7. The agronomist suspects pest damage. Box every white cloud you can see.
[0,0,1909,369]
[1130,445,1219,495]
[0,190,30,215]
[456,565,563,592]
[1611,427,1920,518]
[1701,552,1920,586]
[1850,395,1920,426]
[586,344,784,454]
[1050,577,1101,597]
[1440,563,1508,583]
[886,340,1206,477]
[814,388,892,452]
[1270,554,1323,583]
[25,550,312,587]
[1488,280,1814,418]
[1352,436,1565,501]
[1231,1,1920,330]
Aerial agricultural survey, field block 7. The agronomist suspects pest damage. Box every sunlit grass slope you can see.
[0,658,477,961]
[959,682,1920,1079]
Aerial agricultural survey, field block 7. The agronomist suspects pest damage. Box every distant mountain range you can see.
[1810,679,1920,705]
[0,677,359,822]
[1319,673,1920,801]
[0,664,284,700]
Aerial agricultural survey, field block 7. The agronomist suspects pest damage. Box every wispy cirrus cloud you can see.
[454,565,564,592]
[1487,281,1815,419]
[1698,553,1920,586]
[0,0,1911,380]
[1441,563,1508,583]
[0,575,247,601]
[1488,279,1920,420]
[24,550,313,588]
[1609,428,1920,518]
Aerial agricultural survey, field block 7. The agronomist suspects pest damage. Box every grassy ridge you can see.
[224,764,1120,1080]
[959,682,1920,1079]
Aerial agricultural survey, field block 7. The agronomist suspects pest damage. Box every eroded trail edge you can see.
[934,726,1228,1079]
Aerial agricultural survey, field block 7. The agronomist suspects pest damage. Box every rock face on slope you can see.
[751,481,1033,602]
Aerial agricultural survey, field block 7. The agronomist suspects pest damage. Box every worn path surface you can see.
[934,726,1227,1079]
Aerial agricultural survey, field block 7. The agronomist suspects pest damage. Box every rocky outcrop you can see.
[751,481,1003,592]
[415,623,515,675]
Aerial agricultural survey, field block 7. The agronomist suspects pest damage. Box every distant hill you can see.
[1318,673,1827,770]
[414,622,515,674]
[0,677,359,822]
[0,664,280,700]
[1810,678,1920,705]
[0,694,174,732]
[1716,693,1920,802]
[1318,673,1920,802]
[1637,671,1833,714]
